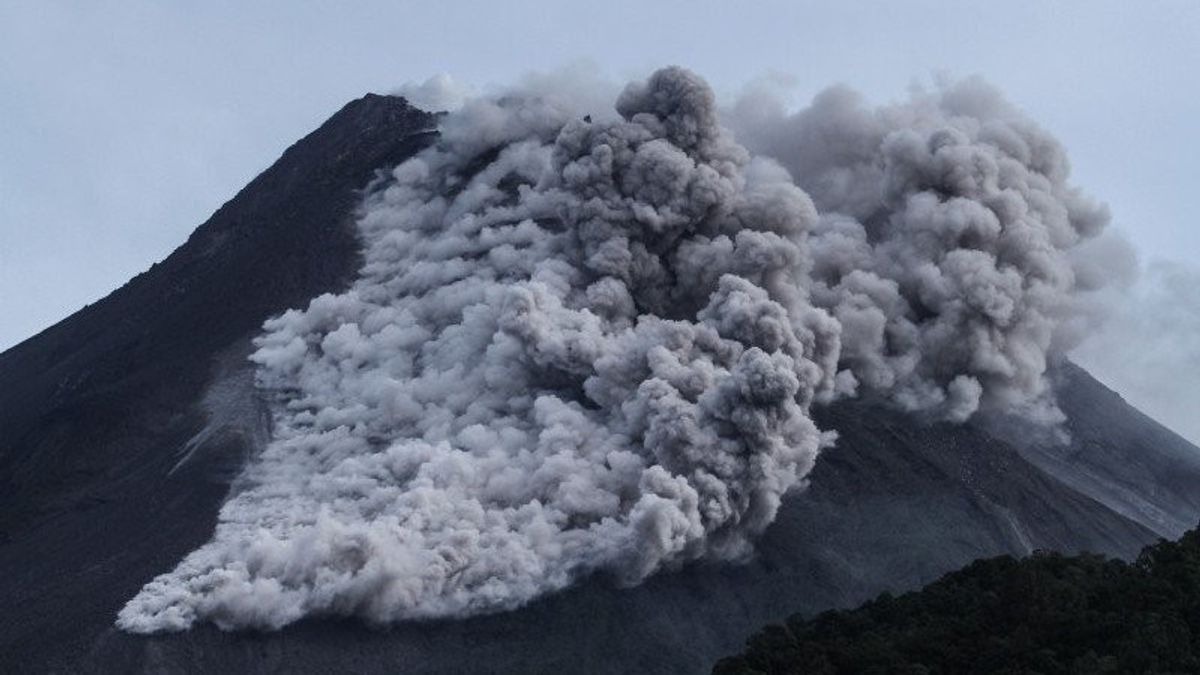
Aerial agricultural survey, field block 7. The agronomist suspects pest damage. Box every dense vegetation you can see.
[715,525,1200,674]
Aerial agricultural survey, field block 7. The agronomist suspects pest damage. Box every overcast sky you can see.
[1,1,1196,441]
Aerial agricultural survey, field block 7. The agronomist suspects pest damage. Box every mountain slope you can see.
[0,94,1196,674]
[1021,362,1200,539]
[0,94,437,672]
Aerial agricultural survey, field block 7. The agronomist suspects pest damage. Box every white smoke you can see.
[118,67,1116,633]
[391,73,472,112]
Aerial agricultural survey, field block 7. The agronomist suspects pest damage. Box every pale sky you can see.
[1,1,1197,440]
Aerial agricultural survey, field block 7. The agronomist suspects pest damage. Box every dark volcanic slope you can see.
[1,95,1196,675]
[0,95,437,673]
[1021,362,1200,539]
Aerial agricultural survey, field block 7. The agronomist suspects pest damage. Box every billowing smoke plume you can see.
[118,67,1113,633]
[730,79,1112,423]
[391,73,471,112]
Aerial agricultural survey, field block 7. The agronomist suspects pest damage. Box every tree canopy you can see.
[715,525,1200,674]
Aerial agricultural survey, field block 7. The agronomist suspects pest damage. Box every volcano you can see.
[1,92,1197,674]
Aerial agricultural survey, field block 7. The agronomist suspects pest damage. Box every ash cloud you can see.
[729,77,1112,423]
[391,73,472,112]
[119,67,1117,633]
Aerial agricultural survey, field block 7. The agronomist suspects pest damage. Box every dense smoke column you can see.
[732,80,1112,423]
[117,67,840,633]
[118,68,1116,634]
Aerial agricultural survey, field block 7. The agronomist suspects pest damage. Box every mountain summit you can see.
[1,92,1197,674]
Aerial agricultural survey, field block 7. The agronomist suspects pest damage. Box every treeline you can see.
[715,525,1200,674]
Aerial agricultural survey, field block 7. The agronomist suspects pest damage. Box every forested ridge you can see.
[716,524,1200,674]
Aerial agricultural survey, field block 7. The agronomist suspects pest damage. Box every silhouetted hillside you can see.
[715,524,1200,674]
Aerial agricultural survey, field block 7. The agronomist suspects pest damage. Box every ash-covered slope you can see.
[0,92,1195,674]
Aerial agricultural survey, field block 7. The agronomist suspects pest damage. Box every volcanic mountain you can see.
[1,92,1197,674]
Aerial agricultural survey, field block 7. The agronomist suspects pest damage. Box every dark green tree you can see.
[715,524,1200,675]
